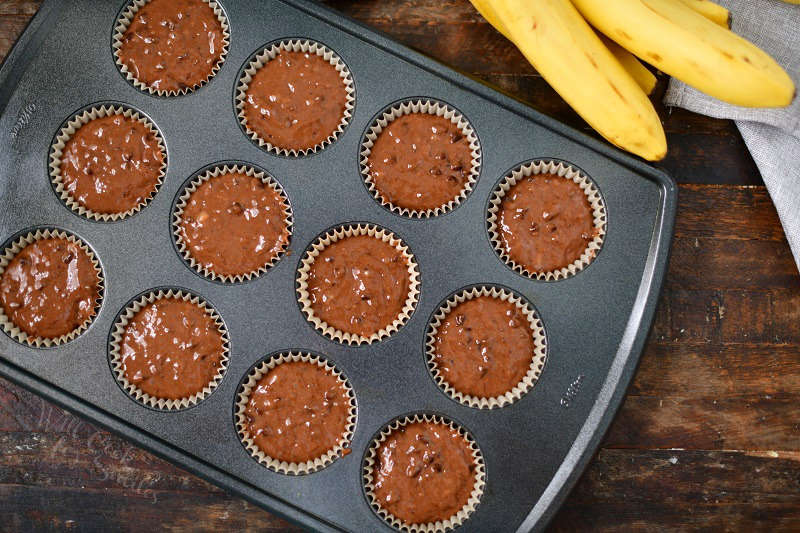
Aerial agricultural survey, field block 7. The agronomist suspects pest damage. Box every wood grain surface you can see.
[1,1,798,531]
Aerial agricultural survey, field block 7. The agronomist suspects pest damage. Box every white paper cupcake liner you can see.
[172,164,293,283]
[234,351,357,475]
[363,413,485,532]
[359,99,482,218]
[425,285,547,409]
[0,229,104,348]
[49,104,167,221]
[108,289,230,410]
[487,160,607,281]
[296,223,420,346]
[235,39,355,157]
[112,0,230,96]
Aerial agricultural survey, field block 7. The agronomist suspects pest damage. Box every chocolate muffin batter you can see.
[373,421,477,525]
[120,297,225,400]
[367,113,473,212]
[433,295,535,398]
[117,0,225,92]
[60,114,164,215]
[497,174,597,273]
[243,50,347,151]
[0,238,100,340]
[178,171,290,277]
[243,361,351,464]
[306,235,410,338]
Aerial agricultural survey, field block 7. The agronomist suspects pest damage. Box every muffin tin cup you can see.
[234,351,357,475]
[108,289,230,411]
[425,285,547,410]
[359,99,482,218]
[49,104,167,222]
[112,0,231,97]
[172,163,293,283]
[362,413,486,532]
[487,160,607,281]
[235,38,356,157]
[295,223,420,346]
[0,229,104,348]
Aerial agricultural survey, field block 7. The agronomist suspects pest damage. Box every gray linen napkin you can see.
[663,0,800,271]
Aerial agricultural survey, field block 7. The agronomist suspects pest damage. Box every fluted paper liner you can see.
[236,39,355,156]
[108,289,230,410]
[234,351,357,475]
[360,99,481,218]
[425,286,547,409]
[0,229,104,348]
[172,164,293,283]
[487,160,607,281]
[112,0,230,96]
[363,413,485,532]
[49,105,167,221]
[296,224,420,346]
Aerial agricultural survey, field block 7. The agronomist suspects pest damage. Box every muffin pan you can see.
[0,0,676,531]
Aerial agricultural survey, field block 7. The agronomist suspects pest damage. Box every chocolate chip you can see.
[530,222,539,233]
[227,202,244,216]
[455,314,465,326]
[429,167,442,176]
[360,294,371,301]
[62,252,75,264]
[449,164,462,172]
[450,132,463,143]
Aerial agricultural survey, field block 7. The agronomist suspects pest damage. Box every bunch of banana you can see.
[470,0,796,161]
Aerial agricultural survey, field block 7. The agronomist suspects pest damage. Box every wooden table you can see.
[1,1,798,530]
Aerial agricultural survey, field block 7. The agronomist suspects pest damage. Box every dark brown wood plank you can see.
[553,448,800,531]
[0,15,30,61]
[674,184,785,242]
[667,237,799,290]
[567,448,800,505]
[552,502,800,532]
[0,1,41,16]
[634,342,800,398]
[605,396,800,450]
[0,432,213,493]
[0,484,299,532]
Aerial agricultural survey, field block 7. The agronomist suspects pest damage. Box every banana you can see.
[488,0,666,160]
[678,0,731,28]
[599,35,657,95]
[571,0,795,107]
[470,0,657,95]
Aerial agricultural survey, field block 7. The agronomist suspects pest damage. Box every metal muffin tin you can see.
[0,0,677,531]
